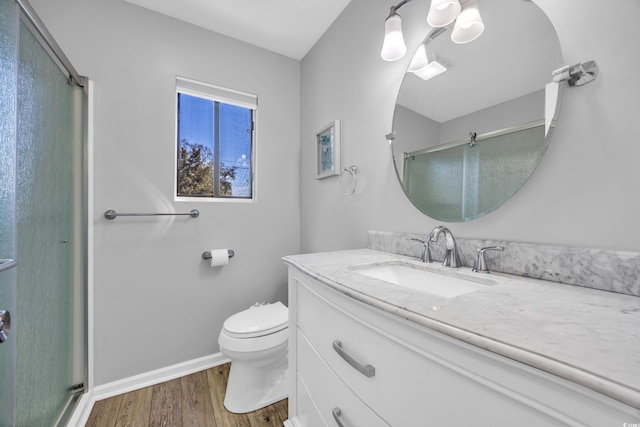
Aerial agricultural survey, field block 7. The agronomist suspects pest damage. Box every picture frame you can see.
[315,120,341,179]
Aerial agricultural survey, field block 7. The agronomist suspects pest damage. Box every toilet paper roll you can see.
[209,249,229,267]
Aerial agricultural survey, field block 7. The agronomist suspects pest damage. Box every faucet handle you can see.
[472,246,504,274]
[410,238,432,263]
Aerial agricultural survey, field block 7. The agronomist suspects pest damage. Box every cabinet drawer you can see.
[295,278,571,427]
[293,374,326,427]
[297,328,389,427]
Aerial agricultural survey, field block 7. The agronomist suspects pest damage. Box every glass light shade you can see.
[407,44,428,72]
[427,0,461,27]
[413,60,447,80]
[381,14,407,61]
[451,0,484,44]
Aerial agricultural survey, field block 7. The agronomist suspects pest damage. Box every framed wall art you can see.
[315,120,341,179]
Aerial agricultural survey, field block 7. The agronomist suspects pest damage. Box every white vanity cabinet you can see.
[286,267,637,427]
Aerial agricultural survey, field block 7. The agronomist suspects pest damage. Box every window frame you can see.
[174,76,257,202]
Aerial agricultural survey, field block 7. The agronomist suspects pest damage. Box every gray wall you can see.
[31,0,300,385]
[300,0,640,253]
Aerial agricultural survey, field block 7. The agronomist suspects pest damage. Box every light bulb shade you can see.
[381,14,407,61]
[427,0,461,28]
[407,44,428,72]
[451,0,484,44]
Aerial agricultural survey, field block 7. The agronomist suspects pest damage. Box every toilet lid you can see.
[223,301,288,338]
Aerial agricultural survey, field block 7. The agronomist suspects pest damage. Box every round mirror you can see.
[391,0,563,222]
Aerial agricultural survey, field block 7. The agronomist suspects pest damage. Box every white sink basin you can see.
[349,261,496,298]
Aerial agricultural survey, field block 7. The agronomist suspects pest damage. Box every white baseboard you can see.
[67,353,229,426]
[92,353,230,400]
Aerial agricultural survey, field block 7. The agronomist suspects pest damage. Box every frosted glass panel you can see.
[0,0,18,425]
[404,145,465,220]
[15,20,76,426]
[404,125,547,221]
[0,1,17,258]
[474,126,546,214]
[1,2,84,425]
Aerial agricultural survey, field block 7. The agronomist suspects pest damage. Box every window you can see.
[175,77,256,199]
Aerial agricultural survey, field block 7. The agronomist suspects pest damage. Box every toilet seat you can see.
[223,302,288,339]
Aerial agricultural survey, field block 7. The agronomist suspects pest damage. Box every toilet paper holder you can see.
[202,250,235,260]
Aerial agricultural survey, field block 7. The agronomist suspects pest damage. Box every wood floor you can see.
[85,363,288,427]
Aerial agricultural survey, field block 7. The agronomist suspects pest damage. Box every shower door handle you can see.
[0,259,17,273]
[0,310,10,343]
[0,259,16,343]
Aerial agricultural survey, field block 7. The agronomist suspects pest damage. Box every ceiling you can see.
[122,0,353,60]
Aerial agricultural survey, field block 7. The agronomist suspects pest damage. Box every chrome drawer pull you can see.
[332,340,376,378]
[332,407,346,427]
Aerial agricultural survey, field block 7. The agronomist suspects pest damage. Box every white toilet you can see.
[218,301,289,413]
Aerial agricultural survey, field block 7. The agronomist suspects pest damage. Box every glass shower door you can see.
[0,0,19,424]
[1,0,86,424]
[15,17,80,427]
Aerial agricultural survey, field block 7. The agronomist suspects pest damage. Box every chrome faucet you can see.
[428,226,462,268]
[472,246,504,273]
[410,238,432,263]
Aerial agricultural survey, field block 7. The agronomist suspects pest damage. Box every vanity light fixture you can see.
[380,0,484,61]
[451,0,484,44]
[427,0,461,27]
[381,3,409,61]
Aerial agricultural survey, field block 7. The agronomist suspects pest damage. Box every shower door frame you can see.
[14,0,90,425]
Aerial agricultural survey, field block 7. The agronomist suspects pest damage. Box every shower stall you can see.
[0,0,87,425]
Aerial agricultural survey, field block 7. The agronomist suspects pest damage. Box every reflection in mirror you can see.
[391,0,564,222]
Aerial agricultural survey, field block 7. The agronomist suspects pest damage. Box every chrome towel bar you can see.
[104,209,199,220]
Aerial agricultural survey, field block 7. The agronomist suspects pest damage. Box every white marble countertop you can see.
[283,249,640,410]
